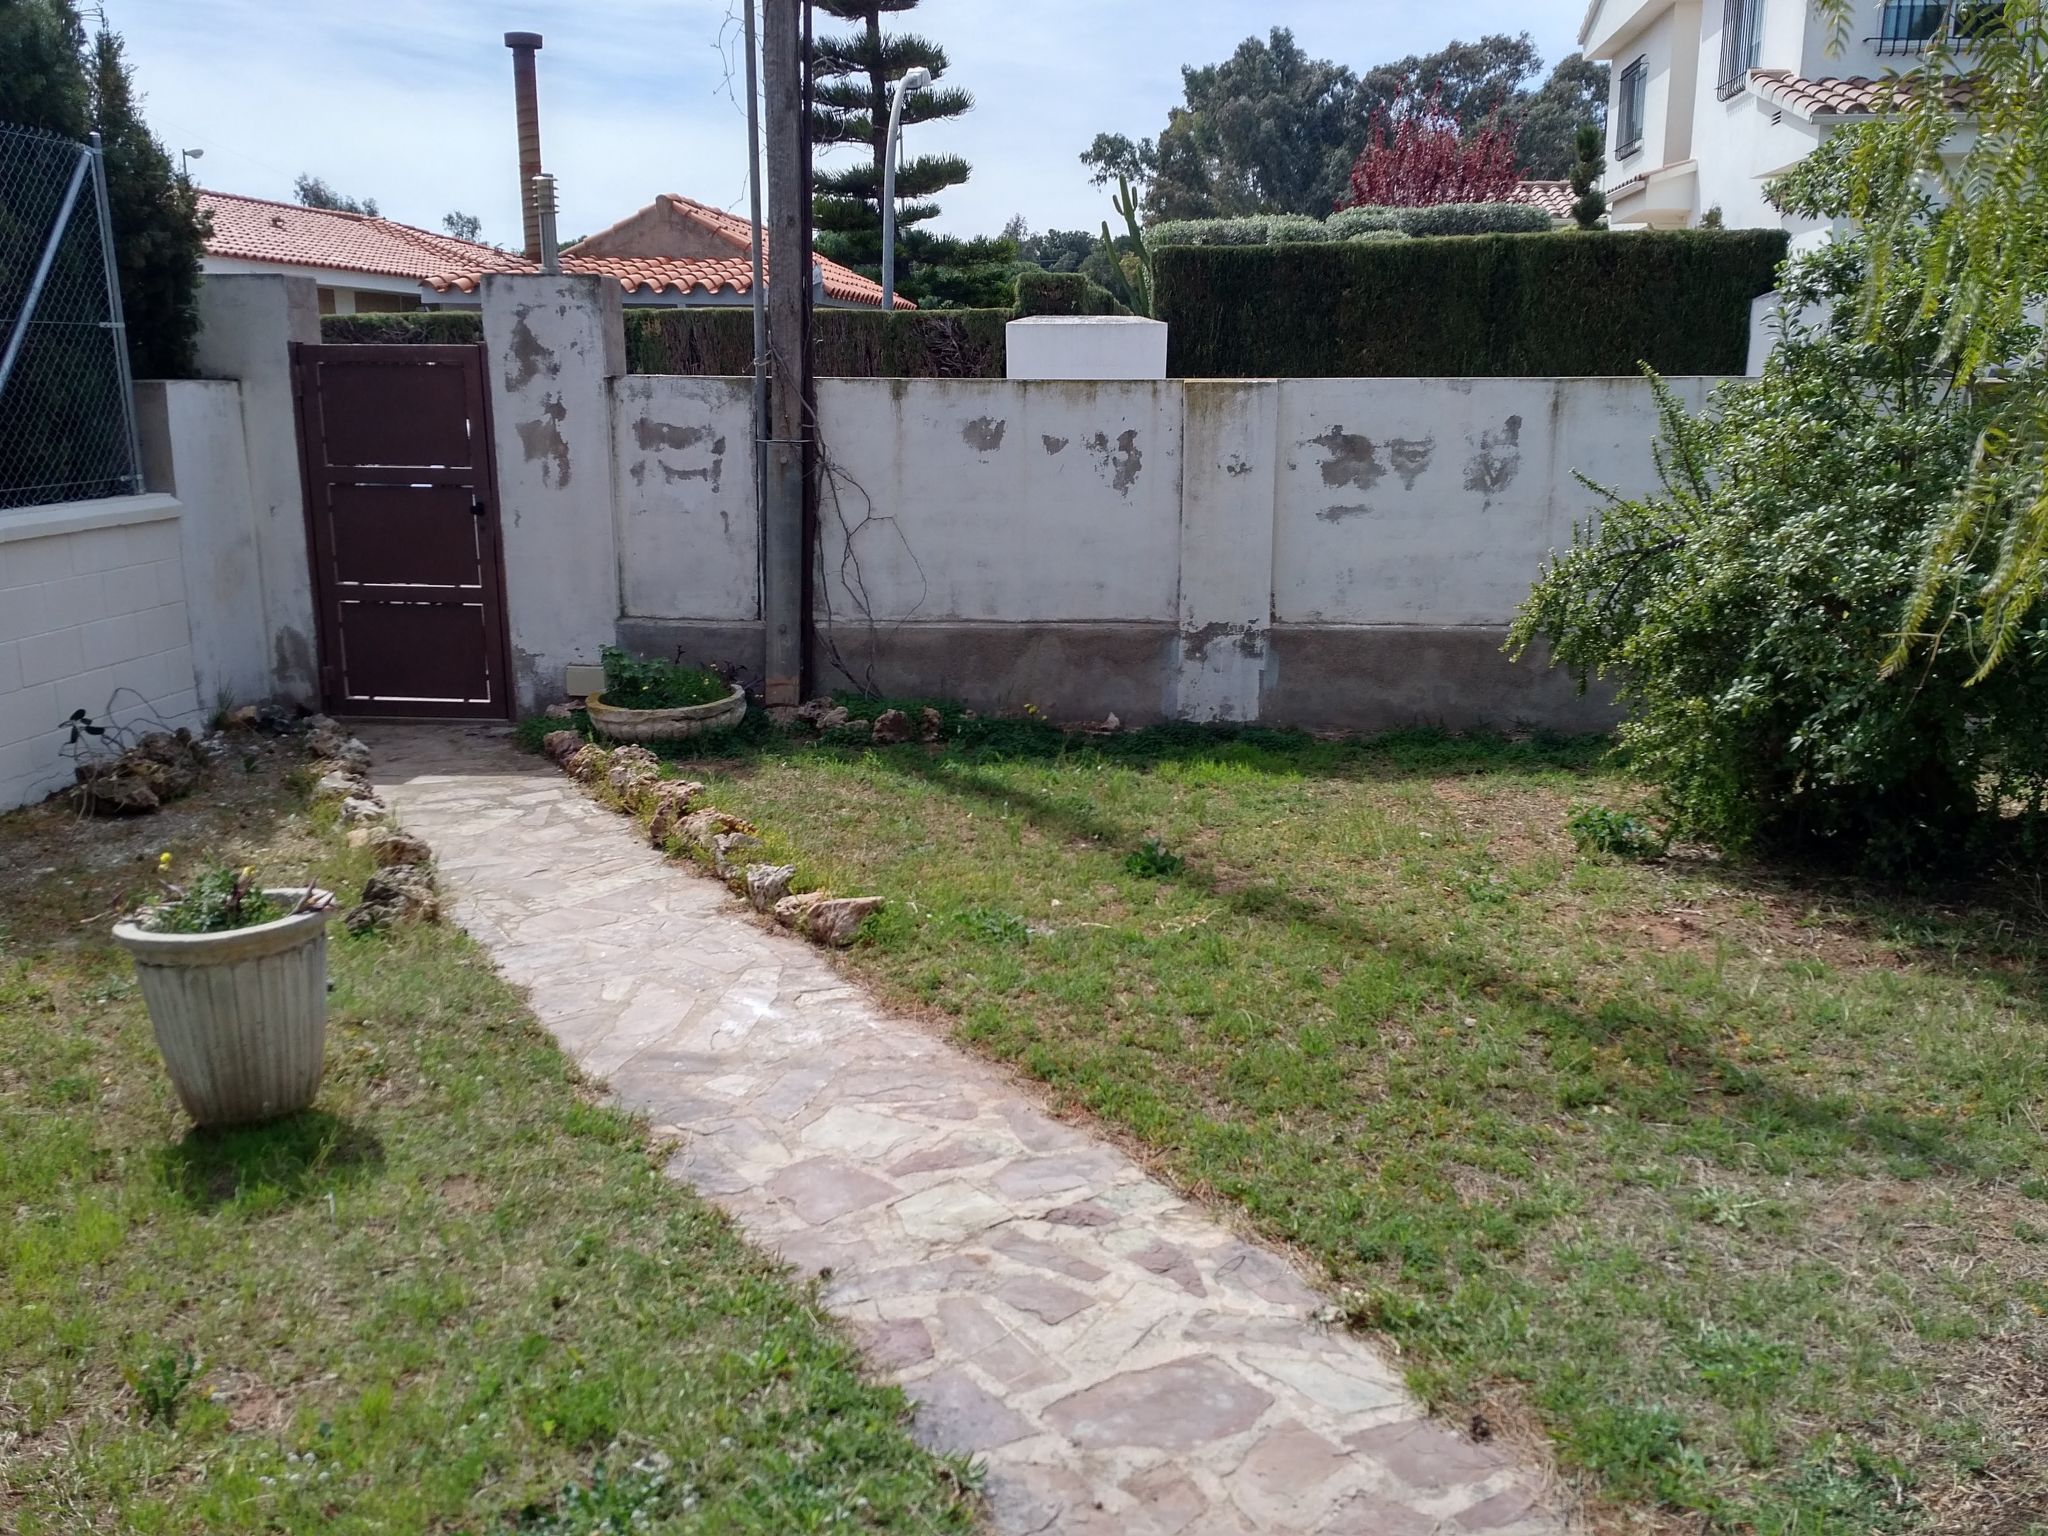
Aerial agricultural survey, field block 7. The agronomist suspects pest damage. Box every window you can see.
[1717,0,1764,98]
[1875,0,2005,53]
[1616,57,1647,159]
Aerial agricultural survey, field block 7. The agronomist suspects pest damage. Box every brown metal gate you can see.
[291,342,513,718]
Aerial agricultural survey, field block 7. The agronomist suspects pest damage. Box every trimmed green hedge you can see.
[1013,269,1128,315]
[1149,203,1552,249]
[319,311,484,344]
[1155,230,1787,377]
[623,307,1009,377]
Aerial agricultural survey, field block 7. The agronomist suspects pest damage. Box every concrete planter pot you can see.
[585,684,748,743]
[112,890,333,1127]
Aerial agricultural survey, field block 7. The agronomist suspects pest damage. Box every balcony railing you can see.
[1873,0,2005,54]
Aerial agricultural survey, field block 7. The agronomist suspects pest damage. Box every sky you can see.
[110,0,1588,247]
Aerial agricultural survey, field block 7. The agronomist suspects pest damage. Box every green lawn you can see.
[0,752,978,1534]
[578,707,2048,1536]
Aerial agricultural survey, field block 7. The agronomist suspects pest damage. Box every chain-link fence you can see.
[0,123,142,511]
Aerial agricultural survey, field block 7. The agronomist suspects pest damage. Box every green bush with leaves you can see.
[1510,220,2048,870]
[619,307,1009,378]
[1398,201,1552,238]
[319,311,485,345]
[1013,269,1127,316]
[1323,206,1405,239]
[1156,230,1783,378]
[597,646,730,710]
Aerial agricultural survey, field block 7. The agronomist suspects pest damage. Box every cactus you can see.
[1096,172,1152,317]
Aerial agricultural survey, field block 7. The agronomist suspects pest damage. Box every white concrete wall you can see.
[136,379,271,711]
[613,375,758,622]
[194,274,321,703]
[814,379,1184,623]
[0,495,205,810]
[482,273,626,711]
[1272,377,1715,626]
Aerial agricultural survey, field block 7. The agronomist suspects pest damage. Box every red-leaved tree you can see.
[1341,85,1521,207]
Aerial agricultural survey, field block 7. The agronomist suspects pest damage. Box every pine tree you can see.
[90,26,205,378]
[808,0,1010,307]
[1568,123,1606,230]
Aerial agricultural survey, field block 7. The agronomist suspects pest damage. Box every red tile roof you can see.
[1509,180,1574,220]
[1746,69,1982,120]
[197,189,909,309]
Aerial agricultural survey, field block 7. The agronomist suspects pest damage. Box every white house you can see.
[1580,0,1980,238]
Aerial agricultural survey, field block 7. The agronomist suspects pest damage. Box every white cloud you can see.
[111,0,1588,244]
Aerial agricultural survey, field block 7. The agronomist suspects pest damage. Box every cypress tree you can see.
[808,1,1013,307]
[90,26,205,378]
[1569,123,1607,231]
[0,1,205,378]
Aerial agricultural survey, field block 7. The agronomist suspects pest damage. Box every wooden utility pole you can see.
[761,0,808,709]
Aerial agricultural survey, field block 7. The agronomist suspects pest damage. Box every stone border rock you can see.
[300,716,441,934]
[540,732,883,949]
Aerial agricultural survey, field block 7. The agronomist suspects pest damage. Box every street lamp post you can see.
[879,66,931,312]
[179,147,203,179]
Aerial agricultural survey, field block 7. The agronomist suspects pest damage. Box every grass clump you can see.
[1566,804,1665,861]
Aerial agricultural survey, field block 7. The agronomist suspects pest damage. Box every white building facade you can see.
[1582,0,1978,239]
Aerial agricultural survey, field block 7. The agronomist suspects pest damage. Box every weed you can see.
[1567,803,1666,859]
[957,906,1029,944]
[122,1346,198,1425]
[1125,838,1185,878]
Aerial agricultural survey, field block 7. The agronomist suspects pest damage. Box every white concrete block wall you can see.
[815,379,1184,622]
[612,375,759,621]
[1271,376,1715,627]
[0,495,205,811]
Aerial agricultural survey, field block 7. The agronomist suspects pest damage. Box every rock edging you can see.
[299,716,440,933]
[540,733,882,948]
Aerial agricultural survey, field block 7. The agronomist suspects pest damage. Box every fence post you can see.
[86,133,143,495]
[1175,380,1277,721]
[0,143,91,401]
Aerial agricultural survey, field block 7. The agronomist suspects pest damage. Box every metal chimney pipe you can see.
[504,31,544,263]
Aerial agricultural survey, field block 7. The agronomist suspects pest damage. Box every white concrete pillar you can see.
[1006,316,1168,380]
[135,379,269,711]
[194,273,321,704]
[480,273,625,713]
[1174,380,1277,721]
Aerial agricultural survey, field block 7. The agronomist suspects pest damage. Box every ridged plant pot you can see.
[585,684,747,743]
[112,890,333,1127]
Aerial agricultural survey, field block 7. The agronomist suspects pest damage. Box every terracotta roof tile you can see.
[198,189,911,309]
[1509,180,1574,219]
[1746,69,1982,119]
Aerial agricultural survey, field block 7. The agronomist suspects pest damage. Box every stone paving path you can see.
[367,723,1568,1536]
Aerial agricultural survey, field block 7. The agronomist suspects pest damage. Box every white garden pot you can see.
[112,890,333,1127]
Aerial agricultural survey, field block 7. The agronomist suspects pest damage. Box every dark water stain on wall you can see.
[1042,434,1069,455]
[1084,429,1143,495]
[1387,436,1435,489]
[1462,415,1522,498]
[502,308,560,392]
[516,394,571,488]
[1308,426,1386,492]
[961,415,1008,453]
[1316,503,1375,522]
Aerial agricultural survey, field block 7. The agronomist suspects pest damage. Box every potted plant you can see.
[584,645,747,744]
[113,857,335,1127]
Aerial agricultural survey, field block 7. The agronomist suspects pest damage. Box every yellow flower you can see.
[241,866,255,880]
[158,851,172,868]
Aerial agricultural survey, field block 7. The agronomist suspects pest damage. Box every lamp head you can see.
[900,67,932,90]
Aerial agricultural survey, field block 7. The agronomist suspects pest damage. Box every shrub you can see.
[1146,217,1271,248]
[320,311,485,345]
[621,307,1008,377]
[1399,201,1553,237]
[1264,214,1332,244]
[598,646,729,710]
[1345,229,1409,244]
[1013,269,1127,316]
[1325,206,1405,238]
[1154,230,1785,377]
[1509,240,2048,872]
